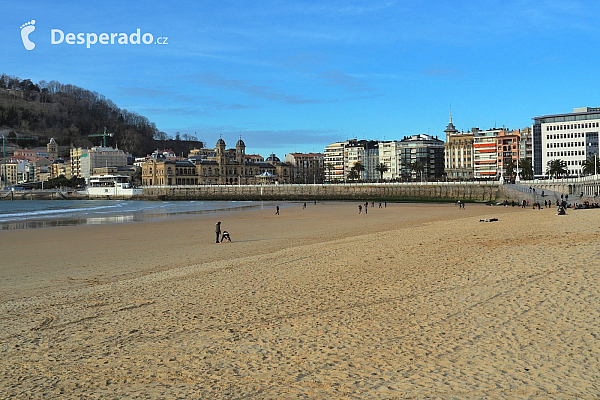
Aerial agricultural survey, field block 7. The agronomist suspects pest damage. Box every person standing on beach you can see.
[358,204,362,214]
[276,205,280,215]
[215,221,222,244]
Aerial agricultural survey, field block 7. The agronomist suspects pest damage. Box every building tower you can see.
[47,137,58,161]
[444,109,459,141]
[216,137,226,183]
[236,137,246,166]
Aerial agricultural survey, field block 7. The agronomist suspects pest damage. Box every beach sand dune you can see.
[1,202,599,398]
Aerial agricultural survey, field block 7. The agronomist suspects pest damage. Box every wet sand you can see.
[1,202,599,398]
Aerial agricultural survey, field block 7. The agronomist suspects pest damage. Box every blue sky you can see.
[3,0,600,158]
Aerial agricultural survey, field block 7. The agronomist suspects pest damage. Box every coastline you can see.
[2,202,599,398]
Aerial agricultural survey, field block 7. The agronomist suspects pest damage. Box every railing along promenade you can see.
[519,175,600,199]
[142,181,502,202]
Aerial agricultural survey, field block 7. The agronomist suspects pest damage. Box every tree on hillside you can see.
[0,73,161,156]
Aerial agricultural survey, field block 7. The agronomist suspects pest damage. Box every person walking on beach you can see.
[303,202,306,209]
[275,205,280,215]
[358,204,362,214]
[215,221,222,244]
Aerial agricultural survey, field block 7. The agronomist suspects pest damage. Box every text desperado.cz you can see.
[51,29,167,48]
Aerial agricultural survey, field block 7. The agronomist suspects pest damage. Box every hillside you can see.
[0,74,203,157]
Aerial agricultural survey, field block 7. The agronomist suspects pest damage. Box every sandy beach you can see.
[1,201,599,398]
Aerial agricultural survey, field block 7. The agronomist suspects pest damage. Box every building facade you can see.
[473,128,503,179]
[533,107,600,177]
[343,139,379,181]
[284,153,325,184]
[324,141,345,182]
[378,141,401,180]
[519,126,533,161]
[496,130,520,181]
[399,134,445,181]
[79,147,128,179]
[444,119,474,180]
[142,139,292,186]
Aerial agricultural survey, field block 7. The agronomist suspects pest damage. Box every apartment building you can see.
[378,141,401,180]
[324,141,345,182]
[496,129,520,180]
[399,134,445,180]
[473,128,503,179]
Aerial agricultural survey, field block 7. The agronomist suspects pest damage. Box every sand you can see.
[1,201,599,398]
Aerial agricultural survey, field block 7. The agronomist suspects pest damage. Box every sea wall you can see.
[142,183,501,202]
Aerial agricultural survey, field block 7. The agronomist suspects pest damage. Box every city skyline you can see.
[4,1,600,158]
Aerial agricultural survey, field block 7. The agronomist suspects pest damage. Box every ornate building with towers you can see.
[142,137,292,186]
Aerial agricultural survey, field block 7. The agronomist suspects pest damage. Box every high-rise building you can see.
[533,107,600,177]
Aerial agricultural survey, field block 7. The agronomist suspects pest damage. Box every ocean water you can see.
[0,200,274,230]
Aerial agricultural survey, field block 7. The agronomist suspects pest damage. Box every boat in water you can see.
[78,174,142,198]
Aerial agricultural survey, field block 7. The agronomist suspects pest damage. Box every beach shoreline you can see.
[1,202,599,398]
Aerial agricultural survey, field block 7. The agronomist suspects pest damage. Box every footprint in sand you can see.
[20,20,36,50]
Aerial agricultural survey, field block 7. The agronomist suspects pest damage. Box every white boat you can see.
[79,174,142,197]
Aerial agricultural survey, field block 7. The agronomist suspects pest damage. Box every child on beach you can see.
[221,231,232,242]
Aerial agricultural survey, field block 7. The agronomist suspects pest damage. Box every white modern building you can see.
[533,107,600,177]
